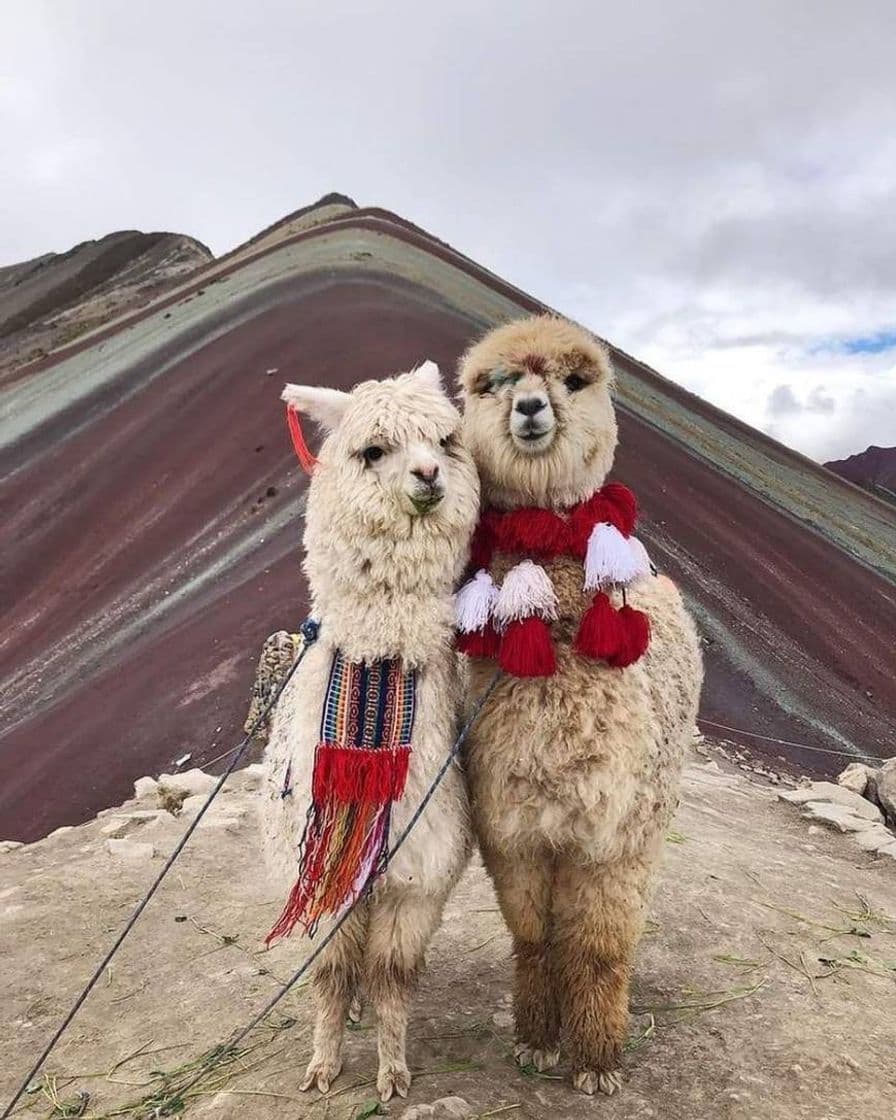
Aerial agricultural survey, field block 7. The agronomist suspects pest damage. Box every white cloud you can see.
[1,0,894,460]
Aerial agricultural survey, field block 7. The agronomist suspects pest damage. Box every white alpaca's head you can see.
[284,361,478,532]
[283,363,479,650]
[459,316,617,509]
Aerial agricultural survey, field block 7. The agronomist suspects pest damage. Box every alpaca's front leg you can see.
[301,908,367,1094]
[365,885,447,1102]
[484,846,560,1072]
[552,853,651,1096]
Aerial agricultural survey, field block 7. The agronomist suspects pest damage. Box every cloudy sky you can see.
[3,1,894,461]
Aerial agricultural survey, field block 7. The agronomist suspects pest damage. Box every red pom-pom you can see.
[575,592,624,660]
[601,482,638,535]
[456,625,501,659]
[609,605,650,667]
[498,616,556,677]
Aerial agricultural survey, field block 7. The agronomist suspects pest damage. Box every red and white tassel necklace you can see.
[455,482,653,677]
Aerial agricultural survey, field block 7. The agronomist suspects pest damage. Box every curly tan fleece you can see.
[459,316,704,1095]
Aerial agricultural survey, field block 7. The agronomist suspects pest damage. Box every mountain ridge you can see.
[826,444,896,504]
[1,194,894,841]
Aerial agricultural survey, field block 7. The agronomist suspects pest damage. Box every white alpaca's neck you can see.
[304,523,458,668]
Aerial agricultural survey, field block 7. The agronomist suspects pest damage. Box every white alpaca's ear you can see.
[281,384,351,432]
[413,360,442,393]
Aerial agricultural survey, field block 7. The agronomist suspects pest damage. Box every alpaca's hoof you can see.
[300,1054,343,1094]
[377,1061,411,1102]
[348,995,363,1024]
[573,1069,622,1096]
[514,1043,561,1072]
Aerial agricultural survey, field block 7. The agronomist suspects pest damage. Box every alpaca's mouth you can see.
[511,423,555,453]
[409,489,444,515]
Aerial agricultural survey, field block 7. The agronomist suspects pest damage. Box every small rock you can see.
[225,763,265,793]
[47,825,75,839]
[432,1099,474,1119]
[876,841,896,860]
[105,839,155,861]
[133,776,159,800]
[156,768,217,797]
[801,803,879,833]
[492,1010,515,1029]
[0,840,24,853]
[702,760,721,772]
[871,760,896,829]
[401,1107,435,1120]
[854,825,896,852]
[178,794,209,817]
[780,782,882,821]
[100,811,163,838]
[837,763,872,797]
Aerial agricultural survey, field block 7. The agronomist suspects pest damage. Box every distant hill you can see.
[826,445,896,504]
[0,230,212,379]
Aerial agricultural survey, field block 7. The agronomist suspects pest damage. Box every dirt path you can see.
[2,752,895,1120]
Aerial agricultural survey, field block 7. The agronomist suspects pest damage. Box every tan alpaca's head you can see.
[459,316,617,509]
[282,361,479,577]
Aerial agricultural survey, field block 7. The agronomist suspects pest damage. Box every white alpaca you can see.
[259,362,479,1101]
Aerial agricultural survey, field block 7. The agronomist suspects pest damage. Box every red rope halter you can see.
[286,406,318,474]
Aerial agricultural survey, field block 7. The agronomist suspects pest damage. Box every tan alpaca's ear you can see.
[281,384,351,432]
[412,360,442,393]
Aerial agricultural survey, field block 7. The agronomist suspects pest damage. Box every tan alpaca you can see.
[260,363,479,1101]
[458,316,703,1095]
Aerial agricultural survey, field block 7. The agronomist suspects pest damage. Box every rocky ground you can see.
[2,748,896,1120]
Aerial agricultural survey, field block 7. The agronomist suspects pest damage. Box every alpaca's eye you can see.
[362,445,385,464]
[440,433,454,449]
[565,374,587,392]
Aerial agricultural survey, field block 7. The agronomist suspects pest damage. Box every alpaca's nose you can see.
[412,463,440,485]
[514,395,547,416]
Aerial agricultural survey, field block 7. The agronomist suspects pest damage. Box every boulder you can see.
[800,803,879,833]
[853,825,896,853]
[837,763,872,797]
[156,768,217,797]
[224,763,265,793]
[99,811,164,839]
[133,776,159,800]
[869,759,896,829]
[780,782,882,821]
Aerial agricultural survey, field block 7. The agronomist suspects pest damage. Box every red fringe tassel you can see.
[609,605,650,668]
[575,591,623,661]
[456,625,502,659]
[576,594,650,668]
[499,616,556,677]
[312,745,410,804]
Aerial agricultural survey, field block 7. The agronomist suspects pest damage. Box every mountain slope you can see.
[1,196,894,841]
[826,445,896,504]
[0,229,212,379]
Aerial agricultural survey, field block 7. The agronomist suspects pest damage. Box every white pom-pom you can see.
[494,561,558,624]
[628,537,653,583]
[454,570,499,633]
[583,523,641,589]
